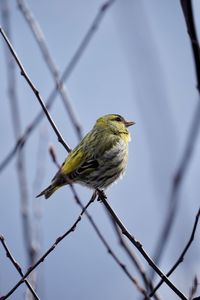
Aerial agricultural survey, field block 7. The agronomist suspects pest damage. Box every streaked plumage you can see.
[36,114,135,199]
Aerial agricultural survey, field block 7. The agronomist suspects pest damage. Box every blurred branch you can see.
[1,0,36,274]
[152,100,200,275]
[189,276,198,300]
[30,129,48,299]
[151,0,200,276]
[49,146,149,298]
[33,129,48,239]
[150,208,200,297]
[0,193,96,300]
[17,0,83,141]
[105,209,161,300]
[0,235,39,300]
[98,192,188,300]
[0,0,116,172]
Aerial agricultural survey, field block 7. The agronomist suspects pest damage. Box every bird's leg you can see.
[96,188,107,202]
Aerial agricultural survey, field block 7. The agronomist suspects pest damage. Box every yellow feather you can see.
[60,148,86,175]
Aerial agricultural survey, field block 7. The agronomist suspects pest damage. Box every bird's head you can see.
[95,114,135,141]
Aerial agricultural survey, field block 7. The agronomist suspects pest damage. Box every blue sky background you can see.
[0,1,200,299]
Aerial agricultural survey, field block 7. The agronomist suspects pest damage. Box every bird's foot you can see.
[96,188,107,202]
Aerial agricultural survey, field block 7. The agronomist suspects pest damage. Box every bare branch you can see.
[150,208,200,297]
[1,0,36,269]
[0,193,96,300]
[189,276,198,300]
[72,186,149,299]
[0,235,40,300]
[98,192,188,300]
[180,0,200,93]
[31,129,48,299]
[152,100,200,276]
[0,27,71,153]
[17,0,83,140]
[107,212,161,300]
[0,0,116,172]
[151,0,200,276]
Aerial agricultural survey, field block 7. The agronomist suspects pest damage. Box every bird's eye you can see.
[115,117,122,122]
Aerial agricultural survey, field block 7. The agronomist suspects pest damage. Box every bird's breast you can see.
[103,139,128,165]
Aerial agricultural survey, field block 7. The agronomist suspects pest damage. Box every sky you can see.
[0,1,200,300]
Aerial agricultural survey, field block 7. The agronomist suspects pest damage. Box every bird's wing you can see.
[59,139,98,172]
[60,148,86,175]
[56,148,98,182]
[67,159,99,181]
[53,129,118,182]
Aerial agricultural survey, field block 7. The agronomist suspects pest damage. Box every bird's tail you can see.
[36,183,59,199]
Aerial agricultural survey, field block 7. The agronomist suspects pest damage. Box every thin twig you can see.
[0,193,96,300]
[189,276,198,300]
[0,27,71,153]
[180,0,200,93]
[107,211,161,300]
[0,235,40,300]
[1,0,35,270]
[17,0,82,140]
[72,186,149,299]
[150,208,200,297]
[151,100,200,279]
[30,129,48,299]
[49,147,149,298]
[99,194,188,300]
[0,0,116,171]
[152,0,200,276]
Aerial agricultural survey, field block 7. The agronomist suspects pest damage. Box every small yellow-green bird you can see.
[36,114,135,199]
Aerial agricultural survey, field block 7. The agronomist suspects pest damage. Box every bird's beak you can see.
[125,120,136,127]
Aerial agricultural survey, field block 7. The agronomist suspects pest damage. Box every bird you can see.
[36,114,135,199]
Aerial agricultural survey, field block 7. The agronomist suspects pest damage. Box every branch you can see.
[0,0,116,172]
[151,0,200,275]
[105,208,161,300]
[0,27,71,153]
[189,276,198,300]
[150,208,200,297]
[17,0,83,140]
[72,187,149,298]
[0,193,96,300]
[31,129,48,299]
[98,193,188,300]
[1,0,35,269]
[0,235,40,300]
[180,0,200,92]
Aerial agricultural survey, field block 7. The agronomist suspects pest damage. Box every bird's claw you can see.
[96,188,107,202]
